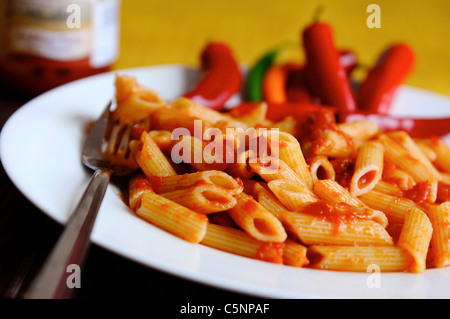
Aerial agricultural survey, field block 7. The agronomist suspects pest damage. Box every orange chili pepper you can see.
[262,64,289,103]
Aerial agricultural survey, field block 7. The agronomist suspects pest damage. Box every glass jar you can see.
[0,0,120,97]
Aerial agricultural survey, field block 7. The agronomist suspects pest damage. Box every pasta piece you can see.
[387,131,441,181]
[314,179,365,208]
[228,101,268,126]
[337,120,380,142]
[150,170,243,195]
[439,172,450,185]
[270,116,299,136]
[309,130,355,158]
[227,193,287,242]
[283,239,309,267]
[413,138,437,162]
[148,130,175,154]
[308,245,411,272]
[129,131,177,177]
[427,202,450,268]
[378,134,433,182]
[253,183,287,219]
[358,190,421,224]
[427,137,450,173]
[307,155,336,183]
[397,208,433,273]
[136,192,208,243]
[226,150,255,179]
[249,157,303,184]
[170,97,248,129]
[171,135,231,171]
[267,179,318,211]
[160,183,237,214]
[263,130,313,189]
[128,173,154,211]
[350,141,384,196]
[201,224,284,264]
[313,179,388,227]
[151,107,214,136]
[382,162,416,191]
[279,210,393,246]
[373,180,402,196]
[112,74,166,124]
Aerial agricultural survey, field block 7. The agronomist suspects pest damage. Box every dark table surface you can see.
[0,88,253,301]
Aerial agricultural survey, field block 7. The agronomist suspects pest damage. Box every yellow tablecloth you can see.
[116,0,450,96]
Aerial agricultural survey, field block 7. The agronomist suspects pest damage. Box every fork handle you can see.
[24,169,112,299]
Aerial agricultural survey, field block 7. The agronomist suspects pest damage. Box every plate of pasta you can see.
[2,63,450,299]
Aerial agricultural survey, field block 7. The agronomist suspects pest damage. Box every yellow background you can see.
[116,0,450,96]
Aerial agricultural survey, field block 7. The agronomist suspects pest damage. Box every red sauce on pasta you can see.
[299,201,370,235]
[296,109,354,157]
[255,242,284,264]
[436,182,450,203]
[330,158,355,188]
[402,181,433,204]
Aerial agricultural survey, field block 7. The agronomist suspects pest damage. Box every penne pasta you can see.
[307,155,336,183]
[314,179,388,227]
[129,131,177,177]
[283,239,309,267]
[267,179,318,211]
[201,224,285,264]
[337,120,380,142]
[128,173,154,211]
[136,192,208,243]
[160,183,237,214]
[358,189,420,224]
[427,202,450,268]
[427,137,450,173]
[397,208,433,273]
[378,134,433,183]
[228,193,287,242]
[150,170,244,195]
[249,156,303,184]
[387,131,441,181]
[350,140,384,196]
[263,130,313,189]
[280,208,393,246]
[373,180,402,196]
[308,245,411,272]
[112,74,166,124]
[253,182,287,219]
[111,72,450,273]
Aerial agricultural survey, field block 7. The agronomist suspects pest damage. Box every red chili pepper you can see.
[183,42,242,110]
[343,112,450,138]
[339,50,358,75]
[286,64,315,103]
[231,101,337,122]
[357,43,415,114]
[302,22,357,119]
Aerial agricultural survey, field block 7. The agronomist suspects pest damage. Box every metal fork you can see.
[24,101,137,299]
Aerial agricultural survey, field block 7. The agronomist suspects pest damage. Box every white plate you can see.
[2,64,450,299]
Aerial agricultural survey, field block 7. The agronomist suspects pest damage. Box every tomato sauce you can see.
[437,182,450,203]
[296,109,354,157]
[330,158,355,188]
[299,201,370,236]
[255,242,284,264]
[402,181,433,204]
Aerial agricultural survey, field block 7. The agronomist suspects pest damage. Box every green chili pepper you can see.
[246,49,279,102]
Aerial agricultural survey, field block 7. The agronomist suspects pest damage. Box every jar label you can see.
[4,0,119,67]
